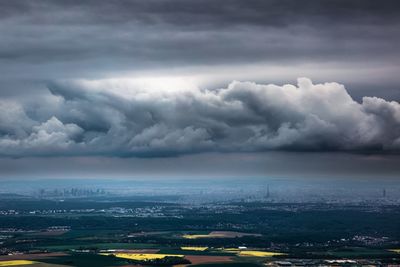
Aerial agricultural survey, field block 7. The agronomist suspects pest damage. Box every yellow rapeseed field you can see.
[180,246,208,251]
[182,233,225,239]
[222,248,240,252]
[238,250,285,257]
[0,260,36,266]
[216,248,285,257]
[101,253,184,260]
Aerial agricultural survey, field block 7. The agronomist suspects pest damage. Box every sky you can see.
[1,0,400,179]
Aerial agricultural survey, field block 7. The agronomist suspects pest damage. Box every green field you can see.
[35,253,127,267]
[39,243,158,251]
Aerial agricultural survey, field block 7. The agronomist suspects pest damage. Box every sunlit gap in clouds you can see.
[59,75,200,99]
[109,61,400,94]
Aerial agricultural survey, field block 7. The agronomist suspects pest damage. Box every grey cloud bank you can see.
[0,0,400,179]
[1,78,400,157]
[1,0,400,100]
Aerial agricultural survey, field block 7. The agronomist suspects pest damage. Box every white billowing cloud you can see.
[0,77,399,157]
[25,117,83,150]
[0,113,84,155]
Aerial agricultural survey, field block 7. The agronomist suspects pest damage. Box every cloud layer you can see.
[0,78,400,157]
[1,0,400,100]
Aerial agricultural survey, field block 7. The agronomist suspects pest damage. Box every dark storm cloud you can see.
[0,0,399,86]
[0,78,400,157]
[2,0,399,27]
[0,0,400,159]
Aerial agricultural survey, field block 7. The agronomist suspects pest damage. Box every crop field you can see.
[184,255,233,265]
[216,248,285,257]
[237,250,285,257]
[39,243,158,251]
[30,253,127,267]
[101,253,184,260]
[0,260,36,266]
[182,231,261,239]
[0,254,68,262]
[181,247,209,251]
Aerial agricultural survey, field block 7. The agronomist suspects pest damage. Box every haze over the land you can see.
[1,0,400,179]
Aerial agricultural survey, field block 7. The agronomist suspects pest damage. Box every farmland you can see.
[181,247,209,251]
[1,194,400,266]
[182,232,261,239]
[0,260,36,266]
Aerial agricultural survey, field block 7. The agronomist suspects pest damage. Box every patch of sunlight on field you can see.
[182,231,260,239]
[182,234,225,239]
[182,234,209,239]
[389,249,400,253]
[238,251,285,257]
[0,260,36,266]
[100,253,184,260]
[181,247,208,251]
[221,248,240,252]
[217,248,285,257]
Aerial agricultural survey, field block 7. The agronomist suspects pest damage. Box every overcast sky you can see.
[1,0,400,179]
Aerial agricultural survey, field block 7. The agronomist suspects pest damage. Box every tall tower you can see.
[383,188,386,198]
